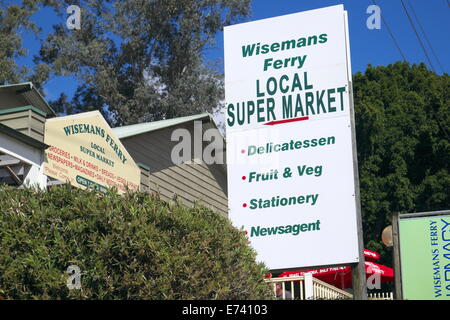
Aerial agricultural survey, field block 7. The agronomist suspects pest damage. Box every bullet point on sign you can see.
[241,149,245,154]
[243,203,247,208]
[242,176,246,180]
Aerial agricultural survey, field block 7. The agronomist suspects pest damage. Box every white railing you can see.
[368,292,393,300]
[311,277,353,300]
[265,276,306,300]
[265,275,394,300]
[265,274,353,300]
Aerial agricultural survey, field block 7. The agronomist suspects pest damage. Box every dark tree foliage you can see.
[35,0,251,125]
[0,185,274,299]
[353,62,449,264]
[0,0,52,88]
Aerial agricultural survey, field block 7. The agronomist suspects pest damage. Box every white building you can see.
[0,82,55,188]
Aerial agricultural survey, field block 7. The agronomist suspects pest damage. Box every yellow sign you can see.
[43,111,140,193]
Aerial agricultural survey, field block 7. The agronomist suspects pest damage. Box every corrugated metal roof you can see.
[0,82,56,116]
[112,113,213,139]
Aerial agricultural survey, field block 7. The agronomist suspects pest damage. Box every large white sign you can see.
[224,5,360,270]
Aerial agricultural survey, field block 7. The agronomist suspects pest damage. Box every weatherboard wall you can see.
[0,107,46,142]
[138,163,151,192]
[119,122,228,217]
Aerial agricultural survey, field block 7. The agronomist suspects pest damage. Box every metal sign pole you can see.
[348,80,367,300]
[392,211,403,300]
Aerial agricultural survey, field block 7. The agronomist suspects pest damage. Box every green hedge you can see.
[0,185,273,299]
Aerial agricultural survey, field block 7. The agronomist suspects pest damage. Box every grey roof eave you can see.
[0,82,56,117]
[0,123,50,150]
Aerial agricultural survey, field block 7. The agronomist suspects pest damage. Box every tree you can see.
[36,0,251,125]
[353,62,449,264]
[0,0,49,87]
[0,185,274,299]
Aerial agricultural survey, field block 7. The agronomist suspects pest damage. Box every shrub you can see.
[0,185,274,300]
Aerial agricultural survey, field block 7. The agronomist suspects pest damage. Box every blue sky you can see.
[14,0,450,102]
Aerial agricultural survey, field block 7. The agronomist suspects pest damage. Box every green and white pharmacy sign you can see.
[399,212,450,300]
[224,5,361,270]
